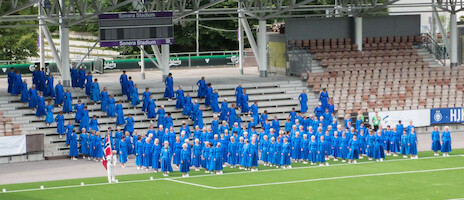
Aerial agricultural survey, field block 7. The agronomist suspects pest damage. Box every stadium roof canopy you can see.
[1,0,462,28]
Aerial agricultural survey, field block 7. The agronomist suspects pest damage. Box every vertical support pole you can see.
[355,16,363,51]
[39,5,45,71]
[140,45,145,79]
[450,12,458,67]
[196,12,200,57]
[433,6,450,53]
[60,0,71,87]
[238,2,244,75]
[161,44,170,80]
[258,20,267,77]
[431,16,437,41]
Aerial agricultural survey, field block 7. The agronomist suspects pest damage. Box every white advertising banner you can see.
[368,109,431,128]
[0,135,26,156]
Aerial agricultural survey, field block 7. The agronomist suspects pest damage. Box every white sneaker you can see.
[376,159,379,162]
[325,162,329,166]
[341,160,346,163]
[137,167,140,170]
[368,158,372,160]
[333,159,338,161]
[288,166,292,169]
[348,161,351,164]
[353,160,357,164]
[359,156,363,159]
[393,154,398,157]
[403,156,407,158]
[303,161,308,164]
[276,166,279,168]
[380,158,383,162]
[60,135,62,139]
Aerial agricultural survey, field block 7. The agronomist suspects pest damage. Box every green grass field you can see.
[1,149,464,200]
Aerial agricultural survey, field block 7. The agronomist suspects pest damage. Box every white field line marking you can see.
[166,179,218,189]
[176,154,464,180]
[215,167,464,190]
[0,155,462,194]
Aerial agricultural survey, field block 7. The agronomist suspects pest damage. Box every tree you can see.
[0,6,38,60]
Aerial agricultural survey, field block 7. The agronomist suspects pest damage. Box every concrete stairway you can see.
[0,80,314,158]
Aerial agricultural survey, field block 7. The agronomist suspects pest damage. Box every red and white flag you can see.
[102,135,112,170]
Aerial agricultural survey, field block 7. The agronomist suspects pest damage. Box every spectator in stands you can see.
[441,126,451,157]
[372,112,381,131]
[164,73,174,101]
[196,77,207,99]
[299,90,308,113]
[431,126,441,156]
[319,88,330,111]
[54,80,64,106]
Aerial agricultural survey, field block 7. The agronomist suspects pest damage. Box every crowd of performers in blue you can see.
[7,67,453,177]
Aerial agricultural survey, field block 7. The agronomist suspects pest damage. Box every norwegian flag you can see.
[102,135,112,170]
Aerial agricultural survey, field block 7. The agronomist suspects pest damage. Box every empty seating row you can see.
[315,49,418,60]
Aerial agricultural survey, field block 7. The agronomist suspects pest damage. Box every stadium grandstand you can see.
[0,0,463,199]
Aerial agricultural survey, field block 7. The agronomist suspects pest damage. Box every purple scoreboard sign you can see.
[98,12,174,47]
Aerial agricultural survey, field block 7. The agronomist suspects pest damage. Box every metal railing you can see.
[421,33,447,66]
